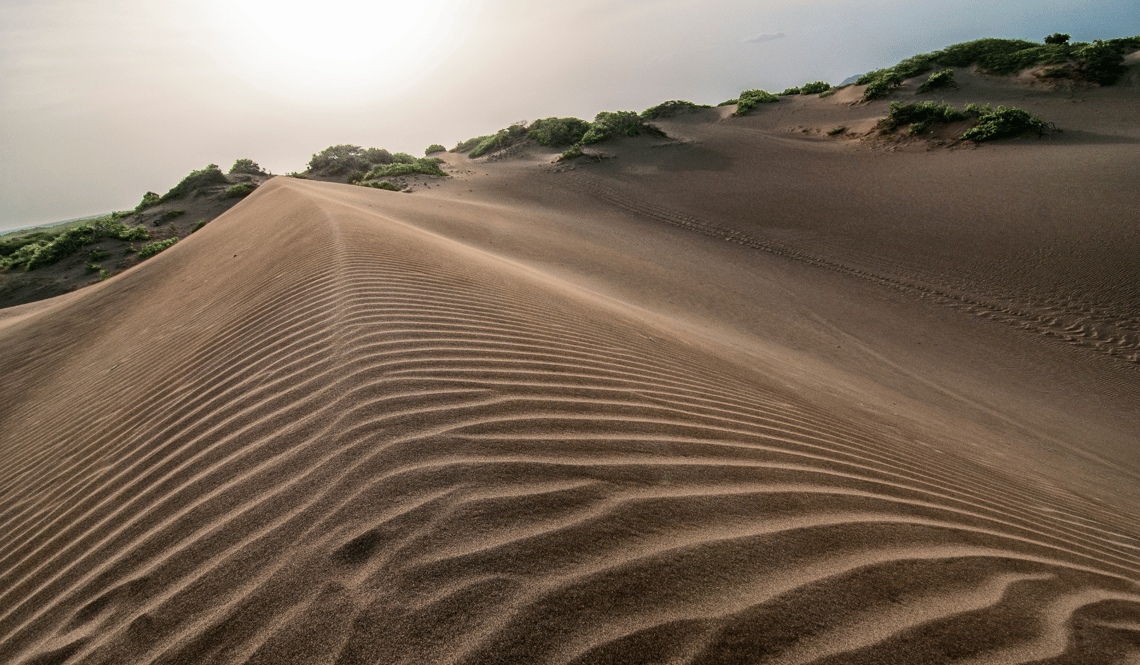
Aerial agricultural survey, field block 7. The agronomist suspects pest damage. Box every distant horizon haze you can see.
[2,0,1138,230]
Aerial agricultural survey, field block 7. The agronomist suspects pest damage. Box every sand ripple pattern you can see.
[0,181,1138,664]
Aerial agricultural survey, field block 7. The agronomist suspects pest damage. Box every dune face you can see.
[3,70,1140,663]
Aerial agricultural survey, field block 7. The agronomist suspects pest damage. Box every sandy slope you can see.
[2,70,1139,664]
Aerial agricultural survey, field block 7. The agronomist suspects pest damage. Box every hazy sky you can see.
[2,0,1138,230]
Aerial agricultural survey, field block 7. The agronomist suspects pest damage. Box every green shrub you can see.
[134,191,161,214]
[581,111,665,143]
[162,209,186,220]
[559,145,585,160]
[364,158,447,178]
[800,81,832,94]
[137,237,178,258]
[881,101,969,130]
[918,69,957,93]
[229,158,264,175]
[0,215,149,271]
[125,243,136,255]
[528,117,591,146]
[99,269,111,281]
[452,135,492,153]
[85,262,101,274]
[191,219,208,233]
[363,147,393,164]
[224,183,257,198]
[828,126,847,135]
[960,105,1053,141]
[717,98,738,106]
[640,100,710,119]
[469,123,529,157]
[733,89,780,115]
[360,180,401,191]
[392,152,416,164]
[425,144,446,155]
[909,121,930,135]
[161,164,229,202]
[1072,40,1127,84]
[346,170,366,184]
[287,171,307,179]
[308,145,394,174]
[88,249,111,261]
[778,87,801,96]
[1045,33,1071,45]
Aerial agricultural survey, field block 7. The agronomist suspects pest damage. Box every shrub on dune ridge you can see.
[918,69,957,93]
[160,164,229,202]
[640,100,710,119]
[425,144,447,155]
[469,123,529,157]
[137,237,177,259]
[0,215,149,271]
[528,117,592,146]
[581,111,665,143]
[364,158,447,178]
[960,105,1054,141]
[879,101,1055,141]
[229,158,265,175]
[732,89,780,115]
[307,145,394,175]
[224,183,257,198]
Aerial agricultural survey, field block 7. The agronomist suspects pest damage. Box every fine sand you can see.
[1,69,1138,664]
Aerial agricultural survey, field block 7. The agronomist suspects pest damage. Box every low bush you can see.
[191,219,208,233]
[85,262,101,274]
[308,145,395,174]
[287,172,307,179]
[363,147,393,164]
[452,135,492,153]
[960,105,1053,141]
[0,215,149,271]
[800,81,832,94]
[778,87,801,96]
[1045,33,1071,45]
[364,158,447,178]
[717,98,738,106]
[881,101,970,130]
[558,145,585,161]
[346,170,366,184]
[162,209,186,220]
[161,164,229,202]
[828,126,847,135]
[918,69,957,93]
[224,183,257,198]
[229,158,265,175]
[425,144,446,155]
[1072,40,1128,85]
[134,191,161,214]
[733,89,780,115]
[392,152,416,164]
[137,237,178,258]
[360,180,401,191]
[582,111,665,143]
[88,249,111,261]
[528,117,591,146]
[469,123,529,157]
[640,100,710,119]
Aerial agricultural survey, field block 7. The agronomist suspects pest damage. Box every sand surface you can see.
[1,70,1139,663]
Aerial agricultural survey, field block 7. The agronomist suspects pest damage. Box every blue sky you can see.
[2,0,1138,229]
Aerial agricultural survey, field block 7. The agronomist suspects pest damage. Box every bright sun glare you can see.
[202,0,471,103]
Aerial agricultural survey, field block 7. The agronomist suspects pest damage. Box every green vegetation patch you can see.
[162,209,186,220]
[359,180,401,191]
[468,124,529,158]
[229,158,265,175]
[364,158,447,178]
[161,164,229,202]
[191,219,209,233]
[859,35,1140,100]
[582,111,665,143]
[134,191,161,214]
[918,69,957,93]
[960,105,1054,141]
[640,100,711,119]
[137,237,178,259]
[307,145,396,175]
[881,101,970,130]
[558,145,585,161]
[224,183,257,198]
[733,89,780,115]
[528,117,592,146]
[0,214,149,271]
[425,144,446,155]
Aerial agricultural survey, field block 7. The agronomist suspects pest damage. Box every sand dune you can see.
[3,70,1140,664]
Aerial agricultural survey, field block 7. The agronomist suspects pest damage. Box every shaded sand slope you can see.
[1,177,1139,664]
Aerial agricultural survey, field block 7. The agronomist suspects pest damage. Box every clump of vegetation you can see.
[84,262,102,274]
[828,126,847,135]
[780,81,832,95]
[137,237,178,259]
[160,164,229,202]
[558,145,585,161]
[733,89,780,115]
[960,105,1054,141]
[452,135,492,153]
[881,100,970,130]
[859,35,1140,100]
[286,172,306,179]
[0,215,149,271]
[918,69,957,93]
[162,209,186,220]
[425,144,446,155]
[346,170,366,185]
[363,157,447,178]
[528,117,592,146]
[819,84,849,98]
[229,158,265,175]
[879,101,1055,141]
[307,144,396,175]
[224,183,257,198]
[468,123,529,157]
[581,111,665,143]
[134,191,161,214]
[191,219,208,233]
[88,249,111,261]
[359,180,401,191]
[640,100,710,119]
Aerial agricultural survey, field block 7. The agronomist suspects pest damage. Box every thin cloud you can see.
[746,32,786,44]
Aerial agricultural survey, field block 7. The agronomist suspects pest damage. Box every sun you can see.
[201,0,472,103]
